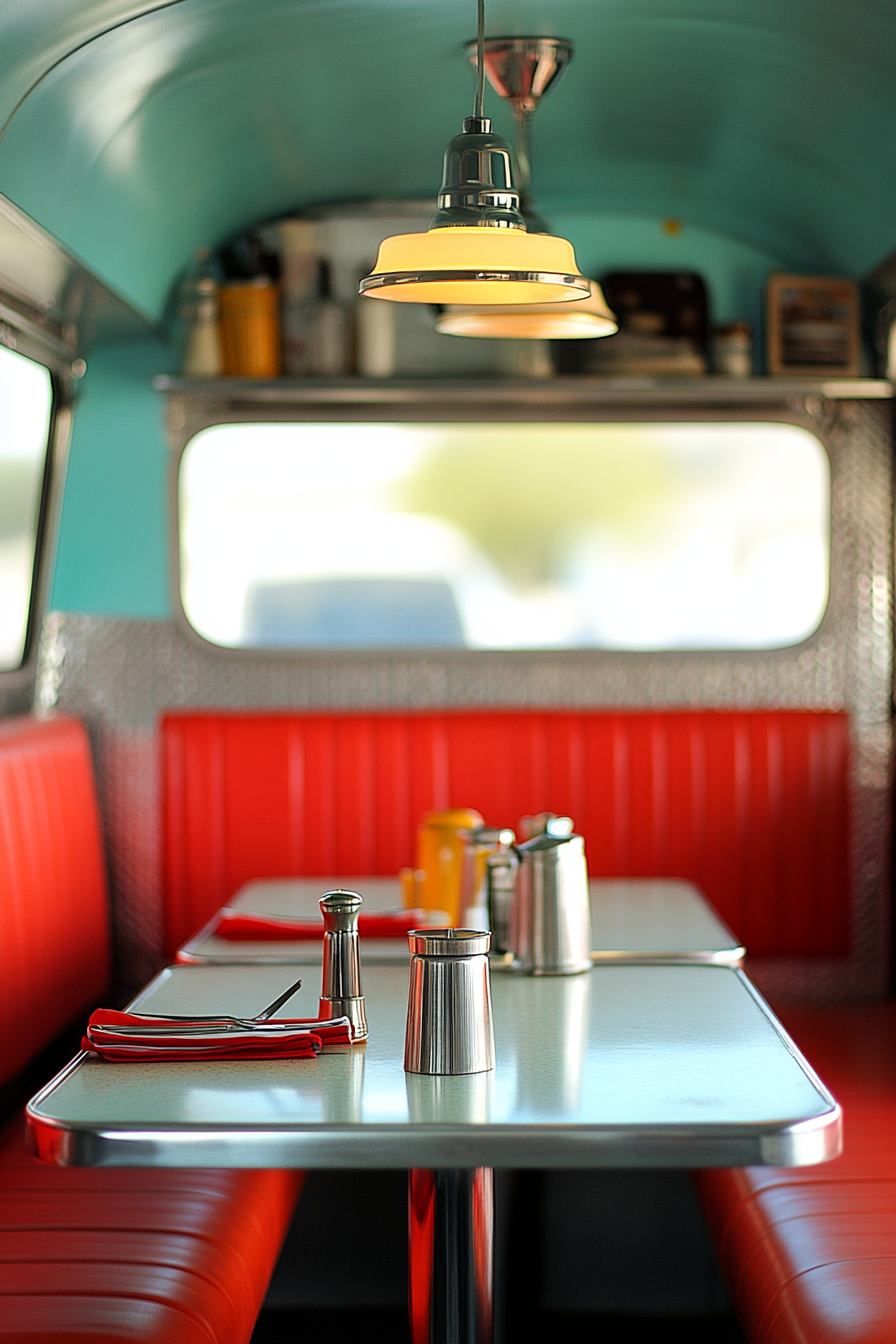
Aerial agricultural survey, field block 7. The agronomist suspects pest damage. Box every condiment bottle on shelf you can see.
[217,229,282,379]
[278,218,320,376]
[180,248,222,377]
[712,322,752,377]
[218,277,281,378]
[308,259,351,376]
[357,273,396,378]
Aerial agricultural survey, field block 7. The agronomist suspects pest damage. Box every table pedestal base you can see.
[409,1168,494,1344]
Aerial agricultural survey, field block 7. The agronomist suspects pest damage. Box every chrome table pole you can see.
[409,1166,494,1344]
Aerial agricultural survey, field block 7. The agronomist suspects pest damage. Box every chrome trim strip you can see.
[359,269,589,293]
[590,947,746,966]
[25,1114,842,1171]
[154,374,893,404]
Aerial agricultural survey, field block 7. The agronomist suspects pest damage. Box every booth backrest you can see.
[0,715,110,1086]
[163,709,850,959]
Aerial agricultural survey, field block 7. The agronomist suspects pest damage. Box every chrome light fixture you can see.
[359,2,590,306]
[436,36,617,339]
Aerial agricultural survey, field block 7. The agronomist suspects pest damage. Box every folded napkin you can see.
[83,1009,353,1062]
[212,906,440,942]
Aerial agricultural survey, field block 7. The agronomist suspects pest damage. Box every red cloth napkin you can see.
[83,1009,353,1062]
[212,907,436,941]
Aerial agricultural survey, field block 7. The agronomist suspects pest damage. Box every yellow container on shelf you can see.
[219,279,281,378]
[415,807,484,926]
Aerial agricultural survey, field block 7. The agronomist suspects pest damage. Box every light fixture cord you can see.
[516,116,532,190]
[474,0,485,119]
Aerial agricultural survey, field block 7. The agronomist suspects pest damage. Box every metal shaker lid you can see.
[463,826,516,846]
[320,890,362,929]
[408,927,492,957]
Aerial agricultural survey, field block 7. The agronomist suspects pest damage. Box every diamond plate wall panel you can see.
[35,398,893,1002]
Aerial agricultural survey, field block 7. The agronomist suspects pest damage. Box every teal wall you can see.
[51,341,174,618]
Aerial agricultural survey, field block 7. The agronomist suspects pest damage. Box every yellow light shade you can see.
[359,226,590,304]
[435,280,618,339]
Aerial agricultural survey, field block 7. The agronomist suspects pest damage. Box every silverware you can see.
[510,832,592,975]
[404,928,495,1075]
[319,891,368,1041]
[127,975,304,1030]
[254,975,306,1019]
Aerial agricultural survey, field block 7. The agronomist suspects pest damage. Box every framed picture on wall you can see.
[766,274,860,376]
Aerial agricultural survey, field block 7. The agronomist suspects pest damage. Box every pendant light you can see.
[436,37,618,340]
[359,1,590,306]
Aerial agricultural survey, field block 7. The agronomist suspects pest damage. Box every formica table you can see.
[177,876,745,967]
[29,960,837,1343]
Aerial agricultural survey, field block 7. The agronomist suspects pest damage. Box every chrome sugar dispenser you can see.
[319,890,368,1041]
[509,829,592,975]
[404,929,495,1075]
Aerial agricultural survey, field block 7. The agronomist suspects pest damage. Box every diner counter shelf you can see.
[27,962,839,1172]
[153,374,894,408]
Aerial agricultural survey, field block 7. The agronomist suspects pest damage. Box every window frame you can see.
[0,321,72,705]
[164,380,845,663]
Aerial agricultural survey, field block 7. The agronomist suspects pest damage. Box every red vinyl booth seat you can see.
[694,1003,896,1344]
[0,714,303,1344]
[0,715,110,1087]
[0,1120,303,1344]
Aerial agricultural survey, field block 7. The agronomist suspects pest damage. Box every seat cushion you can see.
[0,1115,303,1344]
[694,1002,896,1344]
[0,715,110,1086]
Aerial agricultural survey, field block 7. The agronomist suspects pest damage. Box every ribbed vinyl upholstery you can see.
[163,709,850,959]
[694,1003,896,1344]
[0,715,110,1086]
[0,1118,304,1344]
[0,713,304,1344]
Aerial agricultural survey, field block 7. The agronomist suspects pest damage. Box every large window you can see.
[0,346,52,669]
[179,420,829,652]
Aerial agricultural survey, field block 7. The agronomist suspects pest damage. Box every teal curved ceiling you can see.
[0,0,893,321]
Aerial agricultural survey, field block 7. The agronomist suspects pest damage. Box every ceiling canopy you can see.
[0,0,892,321]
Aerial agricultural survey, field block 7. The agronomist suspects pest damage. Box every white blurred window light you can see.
[178,421,829,652]
[0,347,52,670]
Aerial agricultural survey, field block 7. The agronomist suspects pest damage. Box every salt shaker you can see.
[404,929,494,1075]
[460,826,515,930]
[486,842,519,954]
[319,891,367,1041]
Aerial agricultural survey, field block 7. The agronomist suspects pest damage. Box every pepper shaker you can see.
[319,890,368,1041]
